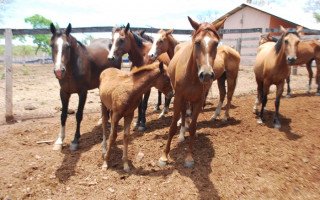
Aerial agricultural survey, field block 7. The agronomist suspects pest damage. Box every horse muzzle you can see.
[286,57,297,65]
[198,71,214,83]
[54,67,66,80]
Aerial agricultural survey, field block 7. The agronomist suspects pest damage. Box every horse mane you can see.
[131,30,149,47]
[131,63,157,75]
[275,31,299,54]
[192,23,220,41]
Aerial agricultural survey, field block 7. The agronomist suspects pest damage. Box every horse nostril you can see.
[199,72,204,80]
[61,68,66,73]
[211,72,214,80]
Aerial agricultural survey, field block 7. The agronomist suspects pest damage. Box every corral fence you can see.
[2,26,320,121]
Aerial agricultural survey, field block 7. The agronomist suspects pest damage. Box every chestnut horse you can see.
[108,23,170,131]
[158,17,226,168]
[259,32,320,96]
[253,26,302,129]
[50,23,120,151]
[99,62,173,172]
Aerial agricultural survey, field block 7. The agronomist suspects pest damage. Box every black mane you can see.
[275,31,299,54]
[131,30,149,47]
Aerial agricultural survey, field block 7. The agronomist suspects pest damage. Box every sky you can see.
[1,0,319,44]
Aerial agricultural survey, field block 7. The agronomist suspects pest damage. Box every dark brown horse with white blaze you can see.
[253,26,302,129]
[158,17,226,168]
[50,23,120,151]
[108,23,170,131]
[99,62,173,172]
[259,32,320,97]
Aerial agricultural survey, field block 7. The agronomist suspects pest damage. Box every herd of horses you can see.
[49,17,320,172]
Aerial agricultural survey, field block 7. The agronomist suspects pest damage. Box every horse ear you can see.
[166,29,174,35]
[296,26,303,34]
[280,25,287,34]
[140,30,146,36]
[125,23,130,34]
[66,23,72,36]
[159,62,164,71]
[213,17,226,31]
[188,16,199,31]
[50,23,56,34]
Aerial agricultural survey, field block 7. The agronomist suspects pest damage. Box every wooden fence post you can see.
[236,38,242,54]
[5,29,13,122]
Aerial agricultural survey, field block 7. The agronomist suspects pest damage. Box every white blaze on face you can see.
[108,32,120,59]
[148,33,162,57]
[203,36,211,66]
[54,37,63,70]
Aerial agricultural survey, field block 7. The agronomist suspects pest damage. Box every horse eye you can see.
[284,40,288,45]
[195,41,201,46]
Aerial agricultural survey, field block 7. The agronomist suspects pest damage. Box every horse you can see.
[253,26,303,129]
[108,23,170,131]
[158,16,226,168]
[259,32,320,97]
[50,23,120,151]
[99,62,173,172]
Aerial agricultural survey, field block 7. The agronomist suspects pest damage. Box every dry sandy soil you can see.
[0,63,319,200]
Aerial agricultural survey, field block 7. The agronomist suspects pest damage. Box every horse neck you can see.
[128,33,147,67]
[66,40,84,75]
[132,68,160,94]
[275,41,289,67]
[185,45,199,81]
[167,35,179,59]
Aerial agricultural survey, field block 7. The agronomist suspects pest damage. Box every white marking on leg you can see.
[158,106,169,119]
[54,126,65,145]
[210,101,222,120]
[178,126,187,142]
[148,33,161,57]
[108,33,120,59]
[253,98,259,113]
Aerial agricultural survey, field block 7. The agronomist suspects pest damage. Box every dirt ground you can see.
[0,63,320,200]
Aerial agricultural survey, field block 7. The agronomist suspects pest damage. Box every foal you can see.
[50,23,119,151]
[253,26,302,129]
[99,62,173,172]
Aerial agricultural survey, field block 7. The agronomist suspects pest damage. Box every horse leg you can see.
[53,90,70,150]
[306,61,313,94]
[184,101,202,168]
[122,112,134,172]
[210,74,226,121]
[102,111,120,170]
[134,98,142,128]
[101,104,109,170]
[158,95,182,167]
[253,81,263,114]
[70,89,87,151]
[154,90,161,111]
[315,60,320,95]
[138,89,151,131]
[222,72,237,121]
[178,102,187,143]
[258,81,270,124]
[285,75,291,98]
[158,96,172,119]
[274,82,285,129]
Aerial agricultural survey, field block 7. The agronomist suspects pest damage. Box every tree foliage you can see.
[305,0,320,22]
[24,14,59,54]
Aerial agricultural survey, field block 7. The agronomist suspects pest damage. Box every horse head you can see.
[279,25,303,65]
[50,23,74,80]
[189,16,226,84]
[147,29,174,60]
[108,23,131,63]
[259,32,278,46]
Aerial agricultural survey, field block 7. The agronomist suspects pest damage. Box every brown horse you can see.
[50,23,120,151]
[99,62,173,172]
[108,23,170,131]
[253,26,302,129]
[259,32,320,97]
[158,16,226,168]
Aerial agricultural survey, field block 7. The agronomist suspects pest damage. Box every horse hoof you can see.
[221,118,228,122]
[184,161,195,168]
[158,159,168,167]
[257,118,263,124]
[52,144,62,151]
[70,143,79,151]
[178,136,185,143]
[102,165,108,171]
[124,167,131,173]
[274,123,281,129]
[154,106,160,111]
[138,126,146,131]
[285,94,291,98]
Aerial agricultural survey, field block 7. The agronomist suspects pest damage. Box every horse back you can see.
[214,46,240,78]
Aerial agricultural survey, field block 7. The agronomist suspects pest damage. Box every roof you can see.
[213,3,319,30]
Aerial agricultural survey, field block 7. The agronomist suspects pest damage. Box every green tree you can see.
[24,14,58,54]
